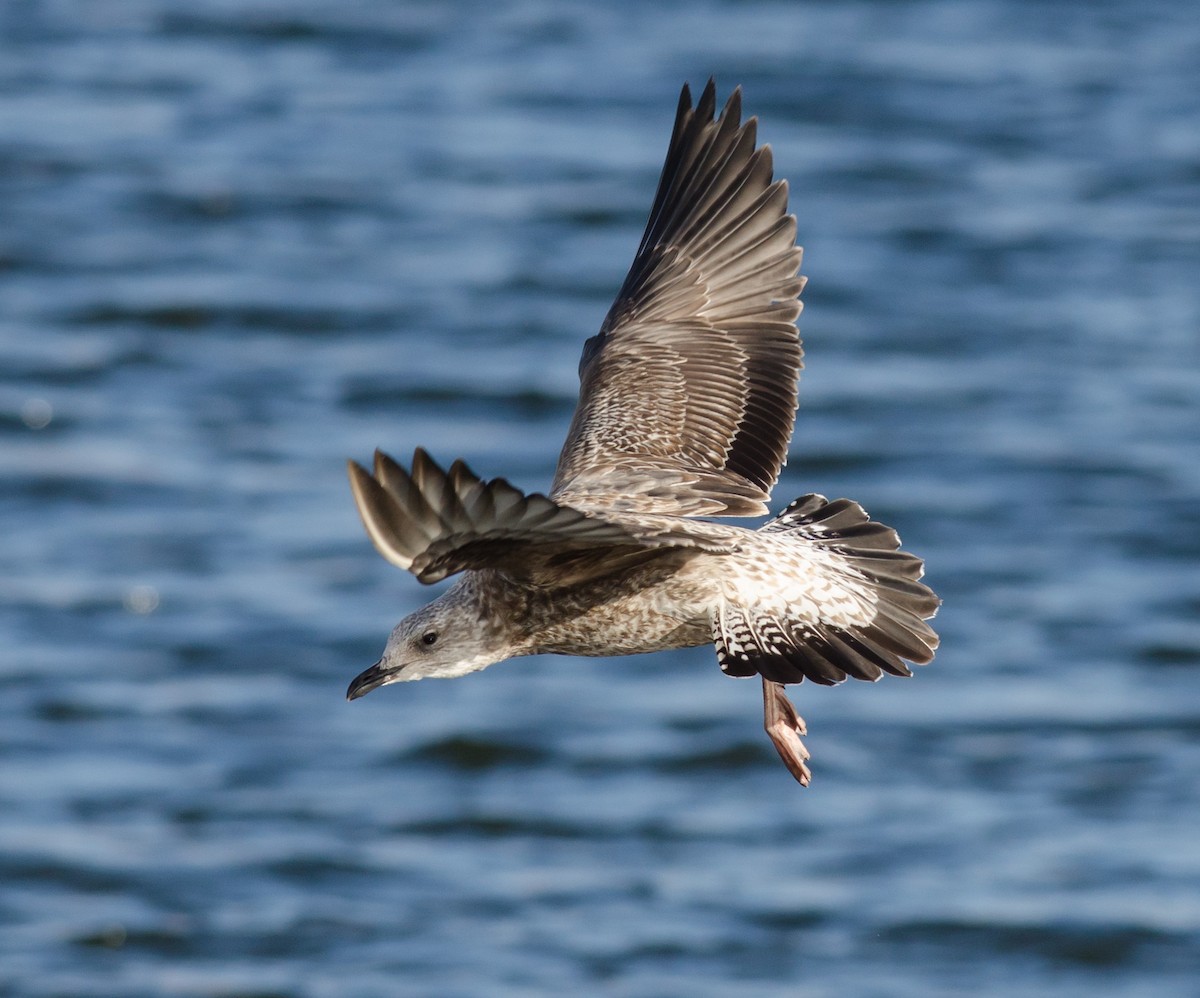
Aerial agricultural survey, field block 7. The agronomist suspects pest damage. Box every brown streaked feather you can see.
[552,79,805,518]
[348,448,740,588]
[712,494,940,686]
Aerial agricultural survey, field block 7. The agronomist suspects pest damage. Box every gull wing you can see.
[551,80,805,518]
[348,449,739,587]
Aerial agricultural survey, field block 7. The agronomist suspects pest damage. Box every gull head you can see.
[346,582,514,700]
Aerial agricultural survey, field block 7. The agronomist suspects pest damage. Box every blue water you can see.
[3,1,1199,995]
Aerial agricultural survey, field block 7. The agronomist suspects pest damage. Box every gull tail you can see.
[712,494,940,686]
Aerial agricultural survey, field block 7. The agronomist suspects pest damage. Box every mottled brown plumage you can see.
[553,83,804,518]
[345,81,940,785]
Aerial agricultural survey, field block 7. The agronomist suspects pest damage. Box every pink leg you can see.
[762,678,811,786]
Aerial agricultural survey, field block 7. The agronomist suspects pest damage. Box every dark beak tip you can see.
[346,660,388,702]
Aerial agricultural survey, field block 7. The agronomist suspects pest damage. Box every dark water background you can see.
[3,1,1199,995]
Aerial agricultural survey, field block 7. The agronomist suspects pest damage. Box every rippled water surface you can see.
[3,1,1199,995]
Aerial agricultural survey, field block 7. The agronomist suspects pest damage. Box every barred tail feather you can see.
[712,494,940,686]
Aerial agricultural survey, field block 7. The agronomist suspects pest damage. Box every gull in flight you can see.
[345,80,940,785]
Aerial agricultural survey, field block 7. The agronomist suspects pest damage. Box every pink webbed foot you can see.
[762,678,811,786]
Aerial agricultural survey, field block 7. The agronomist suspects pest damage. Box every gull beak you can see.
[346,659,392,701]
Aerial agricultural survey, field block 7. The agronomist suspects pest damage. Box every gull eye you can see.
[421,631,439,647]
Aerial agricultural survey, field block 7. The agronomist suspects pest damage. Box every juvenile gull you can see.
[345,81,940,785]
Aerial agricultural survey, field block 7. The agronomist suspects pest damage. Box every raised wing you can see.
[552,80,805,518]
[347,449,739,587]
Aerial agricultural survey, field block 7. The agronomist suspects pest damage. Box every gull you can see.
[345,80,939,785]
